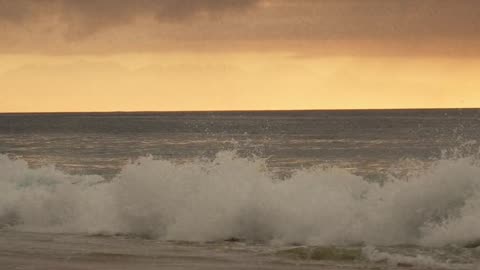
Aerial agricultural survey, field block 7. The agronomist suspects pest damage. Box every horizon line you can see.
[1,107,479,115]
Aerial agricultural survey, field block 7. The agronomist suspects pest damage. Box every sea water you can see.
[1,110,479,269]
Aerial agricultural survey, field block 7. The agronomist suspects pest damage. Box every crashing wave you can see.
[1,151,480,247]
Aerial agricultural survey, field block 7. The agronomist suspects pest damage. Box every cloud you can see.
[252,0,480,40]
[0,0,259,38]
[1,0,480,56]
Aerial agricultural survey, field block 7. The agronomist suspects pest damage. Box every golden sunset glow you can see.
[1,0,480,112]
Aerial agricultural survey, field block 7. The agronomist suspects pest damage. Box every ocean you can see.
[0,110,479,269]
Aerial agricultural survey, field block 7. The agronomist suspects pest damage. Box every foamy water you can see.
[1,151,480,249]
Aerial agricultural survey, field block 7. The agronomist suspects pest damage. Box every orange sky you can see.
[1,0,479,112]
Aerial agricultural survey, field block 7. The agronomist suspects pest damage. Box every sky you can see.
[1,0,480,112]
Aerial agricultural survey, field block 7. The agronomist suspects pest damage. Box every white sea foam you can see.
[1,152,480,247]
[362,246,472,270]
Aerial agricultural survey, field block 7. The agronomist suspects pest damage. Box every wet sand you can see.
[0,231,353,270]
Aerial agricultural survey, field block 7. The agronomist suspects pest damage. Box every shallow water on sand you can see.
[1,231,478,270]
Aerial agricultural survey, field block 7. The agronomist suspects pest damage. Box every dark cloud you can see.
[0,0,259,38]
[246,0,480,41]
[0,0,49,23]
[1,0,480,55]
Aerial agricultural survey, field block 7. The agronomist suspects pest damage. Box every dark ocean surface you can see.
[1,109,479,177]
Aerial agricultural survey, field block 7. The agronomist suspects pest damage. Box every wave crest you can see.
[1,152,480,246]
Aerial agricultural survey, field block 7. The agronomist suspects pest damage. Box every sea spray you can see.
[1,151,480,247]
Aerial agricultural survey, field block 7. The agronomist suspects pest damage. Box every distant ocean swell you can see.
[1,151,480,247]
